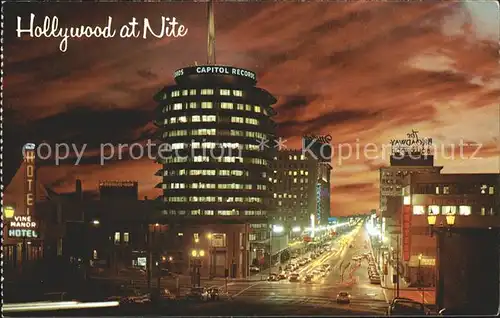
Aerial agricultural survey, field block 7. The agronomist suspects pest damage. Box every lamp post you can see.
[427,213,455,310]
[269,225,284,274]
[418,253,424,304]
[190,249,205,287]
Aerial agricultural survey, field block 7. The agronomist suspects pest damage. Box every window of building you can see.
[201,102,213,109]
[93,250,98,260]
[245,104,252,111]
[192,115,201,122]
[428,205,440,215]
[443,186,450,194]
[220,89,231,96]
[123,232,130,243]
[412,206,425,215]
[481,207,486,216]
[221,102,234,109]
[231,116,244,123]
[233,90,243,97]
[178,116,187,123]
[114,232,120,244]
[435,186,440,194]
[442,206,457,215]
[171,90,180,97]
[189,102,197,109]
[489,186,495,195]
[254,105,261,113]
[173,103,183,110]
[201,89,214,95]
[458,206,471,216]
[189,89,197,95]
[182,89,188,96]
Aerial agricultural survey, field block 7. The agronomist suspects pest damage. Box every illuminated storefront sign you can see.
[401,205,412,262]
[23,143,36,215]
[390,130,432,156]
[316,183,322,224]
[8,215,39,238]
[174,66,256,81]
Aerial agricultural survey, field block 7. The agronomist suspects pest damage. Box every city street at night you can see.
[5,224,392,316]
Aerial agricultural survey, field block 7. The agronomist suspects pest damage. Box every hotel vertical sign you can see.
[23,143,36,215]
[401,205,412,262]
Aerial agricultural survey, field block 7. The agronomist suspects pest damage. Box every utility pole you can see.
[207,0,216,65]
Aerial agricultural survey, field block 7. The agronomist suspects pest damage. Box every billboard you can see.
[302,134,332,163]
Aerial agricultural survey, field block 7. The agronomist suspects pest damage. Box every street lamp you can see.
[427,215,437,236]
[92,219,100,225]
[191,249,205,287]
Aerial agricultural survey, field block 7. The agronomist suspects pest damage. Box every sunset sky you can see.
[4,1,499,216]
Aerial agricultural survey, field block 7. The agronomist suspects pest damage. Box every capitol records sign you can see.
[390,130,433,156]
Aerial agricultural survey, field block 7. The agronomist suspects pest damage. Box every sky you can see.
[4,1,500,216]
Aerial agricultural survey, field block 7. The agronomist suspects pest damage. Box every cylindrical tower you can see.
[154,65,277,220]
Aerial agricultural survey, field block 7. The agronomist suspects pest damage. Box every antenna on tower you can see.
[207,0,216,65]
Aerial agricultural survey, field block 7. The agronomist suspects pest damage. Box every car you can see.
[267,273,279,281]
[150,288,176,303]
[289,273,300,282]
[278,272,287,280]
[249,265,260,273]
[304,274,314,283]
[387,298,426,316]
[370,276,381,284]
[107,288,151,304]
[206,287,222,301]
[185,287,209,301]
[336,291,351,304]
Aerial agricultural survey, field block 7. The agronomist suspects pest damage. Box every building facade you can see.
[153,65,277,277]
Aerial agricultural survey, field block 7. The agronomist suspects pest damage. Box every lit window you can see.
[305,171,308,176]
[171,90,180,97]
[123,232,130,243]
[220,89,231,96]
[254,105,261,113]
[443,186,450,194]
[171,143,184,149]
[489,186,495,195]
[428,205,440,215]
[173,103,183,110]
[458,206,471,216]
[293,171,297,176]
[435,186,440,194]
[182,89,188,96]
[221,102,234,109]
[201,102,213,109]
[237,104,244,110]
[245,104,252,111]
[178,116,187,123]
[93,250,98,260]
[403,196,411,205]
[481,184,487,194]
[192,115,201,122]
[189,89,197,95]
[412,206,425,215]
[114,232,120,244]
[201,89,214,95]
[189,102,197,109]
[170,117,177,124]
[442,206,456,215]
[233,90,243,97]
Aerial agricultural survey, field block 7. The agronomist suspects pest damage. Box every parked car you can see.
[289,273,300,282]
[267,273,279,281]
[107,288,150,304]
[278,272,287,280]
[185,287,209,301]
[387,298,426,316]
[150,288,176,303]
[336,291,351,304]
[249,265,260,273]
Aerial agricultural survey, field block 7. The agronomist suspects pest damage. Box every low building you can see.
[398,173,500,313]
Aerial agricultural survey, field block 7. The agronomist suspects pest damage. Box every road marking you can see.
[232,281,263,297]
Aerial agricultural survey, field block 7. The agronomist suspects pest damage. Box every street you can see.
[5,222,391,316]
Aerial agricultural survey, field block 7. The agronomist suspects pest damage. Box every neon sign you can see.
[8,215,39,238]
[23,143,36,215]
[390,130,432,156]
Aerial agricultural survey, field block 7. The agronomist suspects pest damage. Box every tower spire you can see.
[207,0,216,65]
